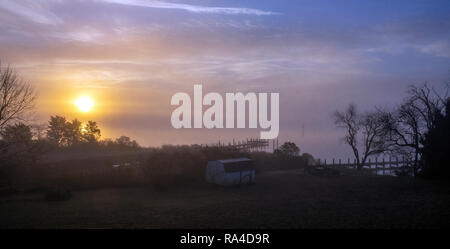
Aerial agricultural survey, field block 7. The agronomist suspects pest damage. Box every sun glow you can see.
[75,96,94,112]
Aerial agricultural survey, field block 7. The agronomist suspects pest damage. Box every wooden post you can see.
[383,158,385,175]
[389,156,392,175]
[347,158,350,169]
[375,158,378,176]
[332,158,335,166]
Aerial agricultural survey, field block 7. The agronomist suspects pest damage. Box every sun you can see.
[75,96,94,112]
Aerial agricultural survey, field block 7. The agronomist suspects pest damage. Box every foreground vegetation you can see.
[1,171,449,228]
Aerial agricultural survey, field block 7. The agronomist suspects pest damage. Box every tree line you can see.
[45,115,139,148]
[1,116,140,152]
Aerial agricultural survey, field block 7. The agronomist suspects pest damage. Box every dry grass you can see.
[0,171,449,228]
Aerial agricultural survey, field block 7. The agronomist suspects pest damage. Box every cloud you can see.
[100,0,278,16]
[417,41,450,58]
[0,0,62,25]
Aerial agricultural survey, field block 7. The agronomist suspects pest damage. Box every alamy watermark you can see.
[170,85,279,139]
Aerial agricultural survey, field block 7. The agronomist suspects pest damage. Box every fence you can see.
[201,138,279,152]
[316,157,415,176]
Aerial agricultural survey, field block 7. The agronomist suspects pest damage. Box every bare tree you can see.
[0,63,36,130]
[381,83,448,175]
[334,104,387,169]
[0,63,37,169]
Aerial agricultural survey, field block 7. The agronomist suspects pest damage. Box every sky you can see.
[0,0,449,160]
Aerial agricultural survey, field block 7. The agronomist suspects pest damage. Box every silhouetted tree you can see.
[99,138,115,148]
[0,63,36,182]
[381,83,448,175]
[64,118,83,146]
[47,115,67,146]
[2,123,33,144]
[47,116,104,147]
[0,63,36,130]
[334,104,387,169]
[83,121,101,143]
[420,99,450,178]
[0,123,39,186]
[274,142,300,157]
[46,116,143,150]
[301,153,316,165]
[115,136,139,149]
[0,123,33,160]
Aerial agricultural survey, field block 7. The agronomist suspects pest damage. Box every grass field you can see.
[1,170,450,228]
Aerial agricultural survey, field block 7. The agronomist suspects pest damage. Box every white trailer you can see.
[205,158,256,186]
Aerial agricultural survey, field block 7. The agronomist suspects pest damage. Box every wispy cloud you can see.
[100,0,278,16]
[0,0,62,25]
